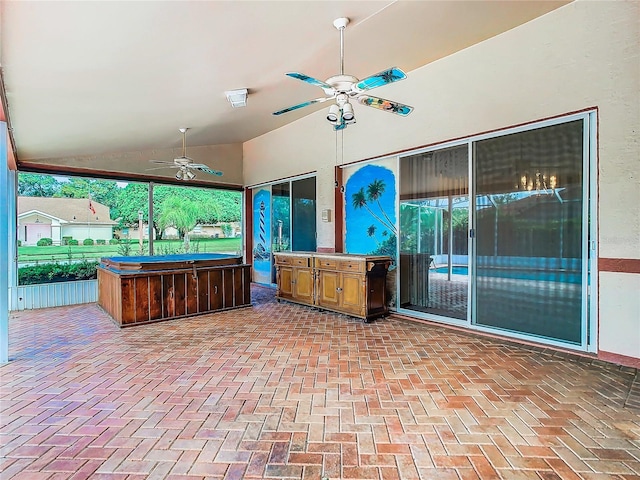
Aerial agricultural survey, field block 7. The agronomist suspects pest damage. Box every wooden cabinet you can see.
[274,252,313,305]
[274,252,391,322]
[97,254,251,327]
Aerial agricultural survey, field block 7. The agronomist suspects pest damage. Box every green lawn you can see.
[18,238,243,264]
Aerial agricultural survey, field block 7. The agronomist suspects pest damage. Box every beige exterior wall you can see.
[243,1,640,360]
[63,224,113,243]
[599,272,640,360]
[31,142,244,187]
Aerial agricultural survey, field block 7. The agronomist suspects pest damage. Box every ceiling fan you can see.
[148,128,223,180]
[273,17,413,131]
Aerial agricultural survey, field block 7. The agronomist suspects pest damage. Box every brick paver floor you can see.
[1,285,639,479]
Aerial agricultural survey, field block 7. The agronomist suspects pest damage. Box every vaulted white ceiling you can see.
[1,0,570,182]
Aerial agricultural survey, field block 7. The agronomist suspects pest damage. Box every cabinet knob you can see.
[336,287,342,292]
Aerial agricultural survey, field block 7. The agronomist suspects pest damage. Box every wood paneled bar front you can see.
[97,253,251,327]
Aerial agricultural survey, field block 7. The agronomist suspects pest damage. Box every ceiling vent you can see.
[225,88,248,108]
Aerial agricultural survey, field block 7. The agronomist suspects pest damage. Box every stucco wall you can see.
[31,142,244,187]
[599,272,640,362]
[243,1,640,361]
[63,225,113,242]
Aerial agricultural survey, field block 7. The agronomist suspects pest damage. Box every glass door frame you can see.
[395,138,473,327]
[396,110,597,352]
[250,172,317,286]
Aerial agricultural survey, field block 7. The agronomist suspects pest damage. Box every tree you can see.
[115,183,150,230]
[59,177,121,217]
[18,173,62,197]
[114,184,240,240]
[156,195,199,250]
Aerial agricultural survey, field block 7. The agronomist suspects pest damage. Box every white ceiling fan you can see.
[148,128,223,180]
[273,17,413,130]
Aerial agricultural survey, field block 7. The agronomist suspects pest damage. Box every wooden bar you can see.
[273,252,391,322]
[97,254,251,327]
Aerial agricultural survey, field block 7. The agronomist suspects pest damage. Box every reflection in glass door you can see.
[473,120,586,344]
[252,176,316,286]
[399,145,469,320]
[271,182,291,283]
[291,177,316,252]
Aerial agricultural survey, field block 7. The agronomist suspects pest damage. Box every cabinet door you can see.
[317,270,340,309]
[197,271,210,312]
[232,266,245,307]
[293,268,314,305]
[277,266,294,300]
[162,274,175,319]
[223,268,235,309]
[241,265,252,306]
[366,273,387,315]
[209,269,223,311]
[340,272,364,316]
[186,271,199,315]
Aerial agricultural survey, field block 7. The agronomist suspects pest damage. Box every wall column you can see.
[0,122,15,363]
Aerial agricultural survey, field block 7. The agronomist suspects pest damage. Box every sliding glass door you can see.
[399,145,469,320]
[252,176,316,285]
[473,120,586,344]
[271,182,291,283]
[397,115,593,349]
[291,177,316,252]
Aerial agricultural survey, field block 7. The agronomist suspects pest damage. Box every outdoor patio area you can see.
[1,285,639,479]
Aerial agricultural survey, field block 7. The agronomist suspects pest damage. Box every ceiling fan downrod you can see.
[179,127,188,157]
[333,17,349,76]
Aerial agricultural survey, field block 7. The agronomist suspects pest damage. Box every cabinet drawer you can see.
[315,257,337,269]
[291,257,310,267]
[338,260,364,272]
[274,255,291,265]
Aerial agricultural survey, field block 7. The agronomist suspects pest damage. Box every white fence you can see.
[9,279,98,311]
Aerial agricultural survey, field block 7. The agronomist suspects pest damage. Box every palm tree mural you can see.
[351,186,396,235]
[367,224,380,244]
[345,164,398,264]
[344,163,398,308]
[366,179,395,231]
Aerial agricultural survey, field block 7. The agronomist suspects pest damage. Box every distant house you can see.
[118,222,241,241]
[163,222,242,239]
[17,196,116,246]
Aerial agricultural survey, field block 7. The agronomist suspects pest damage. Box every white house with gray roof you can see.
[17,196,116,246]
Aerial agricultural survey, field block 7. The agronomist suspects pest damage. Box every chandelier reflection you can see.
[518,171,557,195]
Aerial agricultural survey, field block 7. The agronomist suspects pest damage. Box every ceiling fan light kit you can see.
[175,168,196,181]
[273,17,413,130]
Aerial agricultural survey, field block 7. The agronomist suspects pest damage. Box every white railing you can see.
[9,279,98,311]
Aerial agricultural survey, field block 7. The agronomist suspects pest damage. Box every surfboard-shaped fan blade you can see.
[286,72,334,90]
[191,164,223,176]
[354,67,407,92]
[149,159,174,165]
[357,95,413,116]
[273,97,329,116]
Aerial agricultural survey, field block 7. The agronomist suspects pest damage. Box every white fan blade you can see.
[191,164,223,176]
[146,165,179,171]
[273,97,330,116]
[286,72,333,90]
[149,159,174,165]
